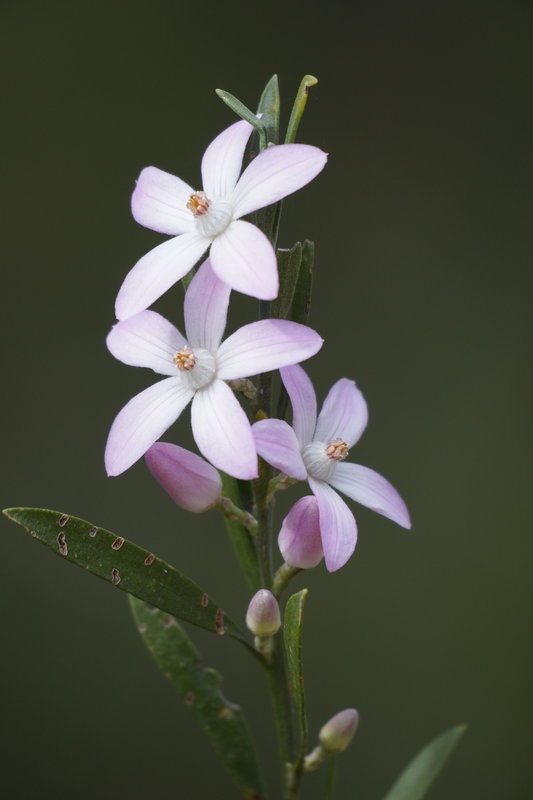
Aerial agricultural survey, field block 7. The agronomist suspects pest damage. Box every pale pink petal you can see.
[210,220,278,300]
[115,232,209,321]
[145,442,222,513]
[280,365,317,448]
[252,419,307,480]
[106,310,186,375]
[201,120,254,200]
[314,378,368,447]
[309,478,357,572]
[184,259,231,352]
[278,496,323,569]
[330,462,411,529]
[232,144,328,218]
[105,378,194,476]
[216,319,323,381]
[131,166,195,235]
[191,379,258,479]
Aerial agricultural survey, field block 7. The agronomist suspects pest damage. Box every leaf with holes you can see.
[3,507,249,645]
[382,724,467,800]
[130,597,266,799]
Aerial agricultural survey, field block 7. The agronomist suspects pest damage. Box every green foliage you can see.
[272,243,303,321]
[284,589,309,760]
[220,474,260,591]
[382,724,467,800]
[130,597,266,799]
[3,507,248,644]
[215,88,267,150]
[285,75,318,144]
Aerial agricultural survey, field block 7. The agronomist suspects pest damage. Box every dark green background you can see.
[1,1,530,798]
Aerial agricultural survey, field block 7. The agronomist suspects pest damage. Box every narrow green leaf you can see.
[216,88,267,149]
[256,74,280,146]
[130,597,266,800]
[3,507,248,644]
[220,474,260,591]
[284,589,309,760]
[290,239,314,325]
[382,724,467,800]
[285,74,318,144]
[272,242,303,321]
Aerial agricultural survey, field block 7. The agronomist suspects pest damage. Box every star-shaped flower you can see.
[105,261,323,479]
[115,120,327,319]
[252,365,411,571]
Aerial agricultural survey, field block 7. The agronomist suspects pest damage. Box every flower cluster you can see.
[106,114,410,573]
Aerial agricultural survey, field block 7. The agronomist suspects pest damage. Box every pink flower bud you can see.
[278,496,323,569]
[245,590,281,637]
[145,442,222,513]
[319,709,359,753]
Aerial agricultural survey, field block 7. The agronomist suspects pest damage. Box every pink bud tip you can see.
[245,590,281,637]
[145,442,222,513]
[319,709,359,753]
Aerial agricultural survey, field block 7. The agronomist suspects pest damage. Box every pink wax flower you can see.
[278,496,323,569]
[253,365,411,571]
[145,442,222,513]
[105,261,323,480]
[115,119,327,319]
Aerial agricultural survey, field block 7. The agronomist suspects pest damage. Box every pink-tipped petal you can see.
[315,378,368,448]
[106,310,186,375]
[216,319,323,381]
[280,365,318,448]
[309,478,357,572]
[278,496,323,569]
[210,220,278,300]
[330,462,411,529]
[191,379,258,480]
[131,166,195,235]
[115,232,209,320]
[252,419,307,480]
[105,378,194,476]
[232,143,328,218]
[145,442,222,513]
[201,120,254,200]
[184,259,231,352]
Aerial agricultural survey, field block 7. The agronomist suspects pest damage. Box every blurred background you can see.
[1,1,531,798]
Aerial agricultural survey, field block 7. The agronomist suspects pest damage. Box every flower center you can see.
[187,191,210,217]
[187,191,233,239]
[173,347,196,371]
[325,438,350,461]
[172,347,216,391]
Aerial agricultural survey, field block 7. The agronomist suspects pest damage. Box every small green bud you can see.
[245,590,281,637]
[319,708,359,753]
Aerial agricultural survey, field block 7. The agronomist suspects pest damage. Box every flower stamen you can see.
[187,191,210,216]
[173,347,197,371]
[325,439,349,461]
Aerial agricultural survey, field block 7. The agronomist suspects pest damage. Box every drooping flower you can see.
[252,365,411,571]
[115,120,327,319]
[105,261,323,479]
[145,442,222,513]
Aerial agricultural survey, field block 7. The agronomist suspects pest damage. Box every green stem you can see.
[267,637,298,799]
[216,497,258,535]
[285,75,318,144]
[324,756,337,799]
[273,562,302,598]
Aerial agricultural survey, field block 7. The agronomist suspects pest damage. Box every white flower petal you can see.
[315,378,368,447]
[105,378,194,476]
[309,477,357,572]
[106,310,186,375]
[232,143,328,218]
[184,259,231,352]
[280,365,318,448]
[216,319,323,381]
[191,380,258,479]
[131,166,195,235]
[201,120,254,200]
[330,462,411,529]
[210,220,278,300]
[115,232,209,320]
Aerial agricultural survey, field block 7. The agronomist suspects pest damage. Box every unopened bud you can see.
[245,590,281,637]
[145,442,221,513]
[319,709,359,753]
